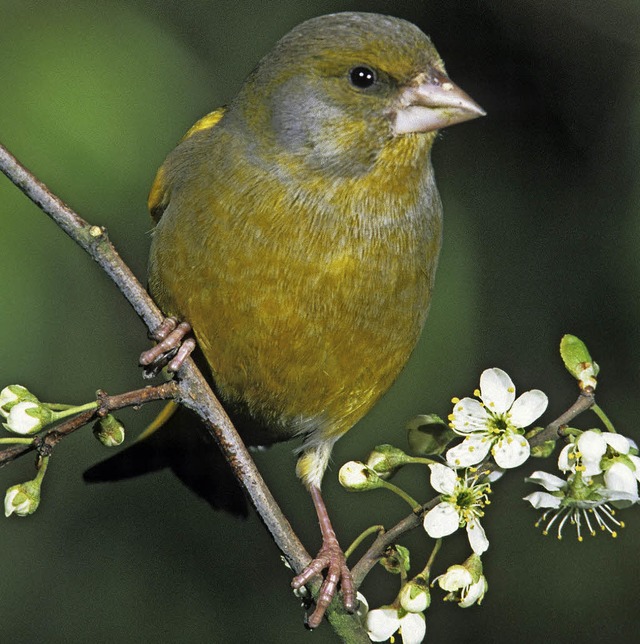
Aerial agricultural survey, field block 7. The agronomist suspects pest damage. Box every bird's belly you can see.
[180,242,433,442]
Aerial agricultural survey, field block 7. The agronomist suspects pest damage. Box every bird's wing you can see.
[147,107,227,223]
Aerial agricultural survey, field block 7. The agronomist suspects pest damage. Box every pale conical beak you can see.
[394,69,485,134]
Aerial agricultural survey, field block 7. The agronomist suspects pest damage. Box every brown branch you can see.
[0,382,178,467]
[0,142,371,642]
[531,388,595,444]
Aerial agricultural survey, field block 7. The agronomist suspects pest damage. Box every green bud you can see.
[4,480,41,517]
[366,444,412,479]
[0,385,39,417]
[93,414,125,447]
[407,414,456,456]
[380,544,410,575]
[560,334,599,390]
[338,461,384,491]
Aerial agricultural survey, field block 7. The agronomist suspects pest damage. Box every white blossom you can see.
[423,464,490,554]
[446,368,547,469]
[524,470,636,540]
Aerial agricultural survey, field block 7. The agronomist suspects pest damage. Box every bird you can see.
[85,11,484,628]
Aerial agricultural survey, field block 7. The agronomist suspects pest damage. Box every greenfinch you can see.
[87,11,484,627]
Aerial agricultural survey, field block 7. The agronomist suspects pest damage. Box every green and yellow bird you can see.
[86,12,484,626]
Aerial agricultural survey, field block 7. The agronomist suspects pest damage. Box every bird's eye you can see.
[349,66,377,89]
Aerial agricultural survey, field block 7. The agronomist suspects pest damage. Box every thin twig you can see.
[0,382,178,467]
[0,142,371,642]
[0,144,312,572]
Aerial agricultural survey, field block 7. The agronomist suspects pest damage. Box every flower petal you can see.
[557,444,575,473]
[399,612,426,644]
[466,518,489,554]
[492,433,530,468]
[446,435,492,468]
[525,471,566,491]
[428,463,458,495]
[604,462,638,498]
[523,491,562,509]
[436,565,473,591]
[366,607,399,642]
[423,501,460,538]
[577,430,607,467]
[479,368,515,414]
[602,433,631,455]
[459,576,488,608]
[508,390,548,427]
[629,455,640,482]
[450,397,490,434]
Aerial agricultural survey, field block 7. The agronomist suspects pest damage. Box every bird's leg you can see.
[291,485,356,628]
[139,316,196,377]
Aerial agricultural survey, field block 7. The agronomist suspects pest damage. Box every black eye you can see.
[349,66,377,89]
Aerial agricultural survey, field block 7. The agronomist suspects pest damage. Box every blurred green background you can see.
[1,0,639,642]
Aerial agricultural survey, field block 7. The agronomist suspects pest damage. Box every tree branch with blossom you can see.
[2,140,637,644]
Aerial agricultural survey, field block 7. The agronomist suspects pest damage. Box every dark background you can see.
[1,1,639,642]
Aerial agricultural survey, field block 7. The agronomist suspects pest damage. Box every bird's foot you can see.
[291,533,356,629]
[139,317,196,377]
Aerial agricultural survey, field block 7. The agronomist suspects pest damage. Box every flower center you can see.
[487,413,517,436]
[446,471,492,526]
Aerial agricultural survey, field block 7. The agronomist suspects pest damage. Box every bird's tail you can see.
[83,399,248,516]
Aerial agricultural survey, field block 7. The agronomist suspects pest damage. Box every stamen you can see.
[544,508,565,535]
[581,509,596,537]
[557,510,571,540]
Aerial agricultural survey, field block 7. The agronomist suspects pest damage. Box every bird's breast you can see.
[149,136,442,443]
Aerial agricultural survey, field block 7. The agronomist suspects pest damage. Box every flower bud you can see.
[366,444,411,479]
[4,481,41,517]
[3,401,53,435]
[399,577,430,613]
[559,334,599,390]
[93,414,125,447]
[338,461,383,491]
[0,385,39,417]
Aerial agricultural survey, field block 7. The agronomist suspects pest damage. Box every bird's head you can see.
[227,12,484,178]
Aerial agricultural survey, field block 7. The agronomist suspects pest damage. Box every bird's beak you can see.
[394,69,485,134]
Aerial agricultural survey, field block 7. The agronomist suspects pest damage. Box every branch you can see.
[0,143,374,635]
[0,382,178,467]
[0,142,310,564]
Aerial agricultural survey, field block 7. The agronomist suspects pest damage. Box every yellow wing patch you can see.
[180,107,226,142]
[148,107,227,223]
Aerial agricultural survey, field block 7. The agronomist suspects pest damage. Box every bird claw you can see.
[139,317,196,377]
[291,539,356,629]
